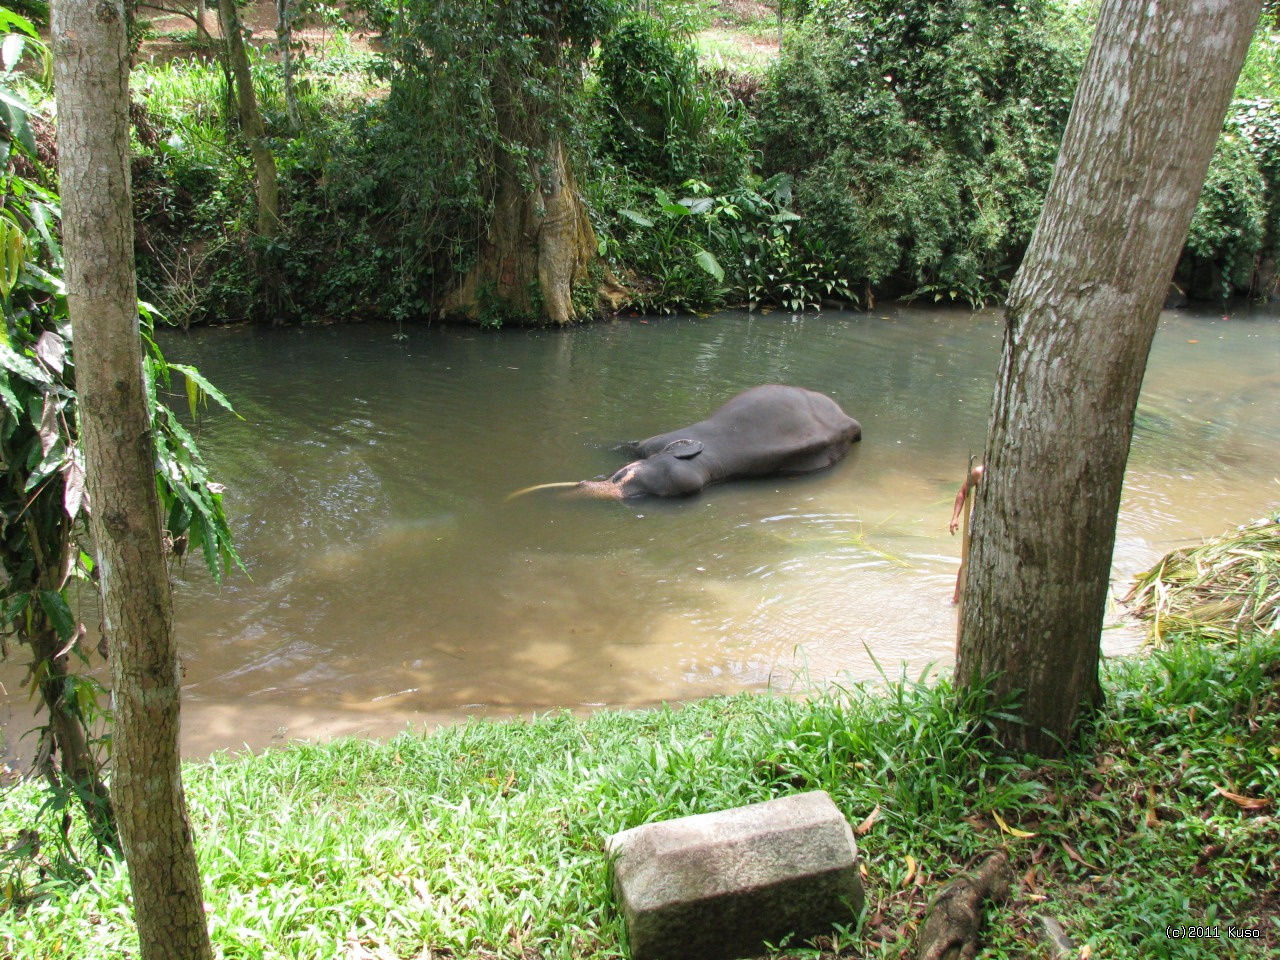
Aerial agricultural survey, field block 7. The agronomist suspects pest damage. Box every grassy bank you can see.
[2,629,1277,958]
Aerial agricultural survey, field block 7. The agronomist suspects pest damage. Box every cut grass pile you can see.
[1126,515,1280,645]
[2,633,1277,959]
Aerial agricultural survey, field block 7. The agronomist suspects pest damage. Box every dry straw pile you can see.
[1126,515,1280,644]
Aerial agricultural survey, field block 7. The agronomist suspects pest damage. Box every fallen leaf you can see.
[902,854,916,888]
[994,811,1036,838]
[1214,785,1271,812]
[1061,840,1102,872]
[855,804,881,836]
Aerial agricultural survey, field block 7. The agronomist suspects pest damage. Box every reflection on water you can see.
[2,305,1277,760]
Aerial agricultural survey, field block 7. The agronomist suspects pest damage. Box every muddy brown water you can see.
[2,305,1278,763]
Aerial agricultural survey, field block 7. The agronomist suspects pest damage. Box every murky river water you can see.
[3,305,1278,760]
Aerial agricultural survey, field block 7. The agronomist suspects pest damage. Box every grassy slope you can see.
[2,634,1277,959]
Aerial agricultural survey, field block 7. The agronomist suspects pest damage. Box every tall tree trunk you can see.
[276,0,301,135]
[196,0,211,44]
[956,0,1261,756]
[444,73,597,325]
[51,2,214,958]
[217,0,280,237]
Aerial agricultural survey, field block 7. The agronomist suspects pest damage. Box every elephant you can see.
[508,384,861,501]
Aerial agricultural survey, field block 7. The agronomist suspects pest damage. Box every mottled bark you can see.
[914,852,1011,960]
[217,0,280,237]
[956,0,1261,755]
[52,2,213,958]
[444,69,597,325]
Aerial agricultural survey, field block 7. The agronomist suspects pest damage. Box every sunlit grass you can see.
[3,629,1277,958]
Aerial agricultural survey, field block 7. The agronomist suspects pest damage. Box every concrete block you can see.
[606,791,864,960]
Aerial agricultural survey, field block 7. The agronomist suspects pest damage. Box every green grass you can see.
[2,632,1278,959]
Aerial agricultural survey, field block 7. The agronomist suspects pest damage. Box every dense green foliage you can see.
[755,0,1080,304]
[123,1,1280,323]
[595,13,750,189]
[1179,93,1280,299]
[3,632,1276,956]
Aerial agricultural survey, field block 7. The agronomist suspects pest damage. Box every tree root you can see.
[914,851,1012,960]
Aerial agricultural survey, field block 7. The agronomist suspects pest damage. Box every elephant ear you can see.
[660,438,704,459]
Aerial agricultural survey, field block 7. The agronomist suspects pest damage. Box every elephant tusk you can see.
[503,481,582,502]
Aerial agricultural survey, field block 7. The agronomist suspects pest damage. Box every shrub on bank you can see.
[124,3,1280,323]
[754,0,1081,305]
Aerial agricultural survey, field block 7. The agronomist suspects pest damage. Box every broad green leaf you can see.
[619,208,653,228]
[0,97,35,157]
[26,199,60,263]
[25,436,66,491]
[0,217,23,297]
[2,33,25,72]
[0,591,30,628]
[693,247,725,283]
[37,589,77,643]
[0,370,20,420]
[0,8,40,38]
[170,363,239,416]
[185,369,199,419]
[0,342,50,384]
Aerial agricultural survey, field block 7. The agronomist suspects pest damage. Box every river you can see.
[2,305,1278,761]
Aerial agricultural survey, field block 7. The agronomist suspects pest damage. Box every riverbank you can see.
[3,627,1277,958]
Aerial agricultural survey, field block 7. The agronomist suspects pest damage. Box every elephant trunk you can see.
[574,479,625,500]
[504,479,624,502]
[503,480,581,502]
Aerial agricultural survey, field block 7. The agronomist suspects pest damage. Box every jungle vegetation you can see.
[101,0,1280,325]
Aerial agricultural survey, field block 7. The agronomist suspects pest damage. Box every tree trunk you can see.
[196,0,211,44]
[276,0,301,135]
[444,74,597,325]
[956,0,1261,756]
[217,0,280,237]
[51,3,214,958]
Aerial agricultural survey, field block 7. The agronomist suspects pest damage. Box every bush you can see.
[1176,96,1280,300]
[595,13,752,191]
[755,0,1081,304]
[1182,129,1268,299]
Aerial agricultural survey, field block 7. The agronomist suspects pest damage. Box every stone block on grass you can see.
[606,790,863,960]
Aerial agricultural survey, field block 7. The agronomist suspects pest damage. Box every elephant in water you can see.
[509,384,861,500]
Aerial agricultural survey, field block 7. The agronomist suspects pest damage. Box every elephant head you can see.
[575,439,706,499]
[505,439,707,502]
